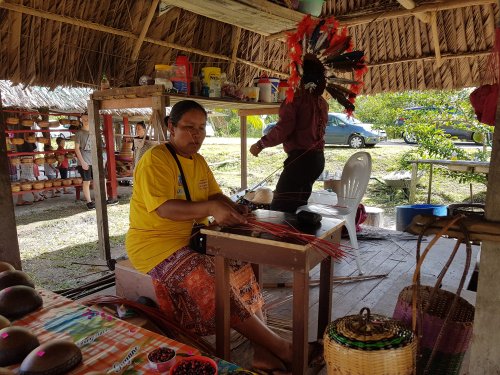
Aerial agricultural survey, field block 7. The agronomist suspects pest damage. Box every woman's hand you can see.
[210,200,247,226]
[81,161,89,171]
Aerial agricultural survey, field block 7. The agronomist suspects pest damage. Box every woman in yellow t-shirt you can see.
[126,100,293,373]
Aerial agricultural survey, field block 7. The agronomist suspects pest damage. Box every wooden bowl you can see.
[20,183,32,191]
[21,120,34,127]
[32,182,44,190]
[37,121,50,128]
[11,138,24,145]
[6,117,19,125]
[10,157,20,166]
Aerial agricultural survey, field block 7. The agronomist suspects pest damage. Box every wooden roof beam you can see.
[267,0,496,41]
[229,27,242,78]
[131,0,161,62]
[0,2,287,80]
[430,12,442,67]
[396,0,430,23]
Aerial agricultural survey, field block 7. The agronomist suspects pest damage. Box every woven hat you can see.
[244,187,273,205]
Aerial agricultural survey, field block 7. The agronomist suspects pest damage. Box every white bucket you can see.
[258,82,272,103]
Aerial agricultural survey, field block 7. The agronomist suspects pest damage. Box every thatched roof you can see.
[0,0,497,94]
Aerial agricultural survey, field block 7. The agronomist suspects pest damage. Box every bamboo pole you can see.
[430,12,442,67]
[130,0,160,62]
[396,0,430,23]
[367,50,491,68]
[229,26,242,79]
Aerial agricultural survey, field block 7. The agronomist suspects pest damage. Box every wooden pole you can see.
[229,26,242,79]
[240,115,248,190]
[0,92,22,270]
[103,114,117,200]
[130,0,161,62]
[396,0,430,23]
[430,12,442,67]
[468,2,500,372]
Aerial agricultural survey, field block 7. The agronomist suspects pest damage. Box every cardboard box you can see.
[323,179,341,194]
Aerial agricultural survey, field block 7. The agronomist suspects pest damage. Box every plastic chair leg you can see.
[345,214,363,275]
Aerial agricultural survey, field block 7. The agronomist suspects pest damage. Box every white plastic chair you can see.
[298,152,372,274]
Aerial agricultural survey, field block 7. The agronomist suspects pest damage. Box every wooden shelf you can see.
[6,129,77,133]
[11,184,81,196]
[8,150,75,157]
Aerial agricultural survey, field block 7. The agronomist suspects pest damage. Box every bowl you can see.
[148,347,176,373]
[169,355,217,375]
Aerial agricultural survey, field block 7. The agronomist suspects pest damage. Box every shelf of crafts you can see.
[5,129,78,133]
[7,149,75,157]
[11,184,82,195]
[2,109,82,116]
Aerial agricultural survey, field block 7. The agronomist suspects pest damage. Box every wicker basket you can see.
[32,181,45,190]
[11,138,25,145]
[324,307,416,375]
[37,137,50,145]
[62,179,73,186]
[37,121,50,128]
[20,182,32,191]
[25,135,36,143]
[72,177,83,185]
[52,180,62,187]
[11,183,21,193]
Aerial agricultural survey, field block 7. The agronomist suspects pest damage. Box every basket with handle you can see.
[324,307,416,374]
[393,216,474,375]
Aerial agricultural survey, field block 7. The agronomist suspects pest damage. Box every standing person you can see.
[74,114,117,210]
[126,100,293,374]
[56,137,72,194]
[250,57,328,213]
[135,121,148,140]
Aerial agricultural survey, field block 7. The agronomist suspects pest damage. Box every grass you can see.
[16,142,487,291]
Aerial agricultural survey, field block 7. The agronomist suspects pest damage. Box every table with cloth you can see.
[7,289,255,374]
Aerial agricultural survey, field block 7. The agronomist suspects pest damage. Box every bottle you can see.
[100,74,110,90]
[451,151,458,161]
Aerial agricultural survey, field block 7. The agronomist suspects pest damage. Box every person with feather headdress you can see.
[250,15,366,213]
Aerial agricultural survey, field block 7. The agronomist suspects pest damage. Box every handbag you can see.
[133,110,166,165]
[393,216,474,375]
[165,143,206,254]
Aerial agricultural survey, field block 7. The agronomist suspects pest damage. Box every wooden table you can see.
[203,210,344,375]
[409,159,490,204]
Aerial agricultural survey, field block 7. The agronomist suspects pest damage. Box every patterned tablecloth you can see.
[7,289,254,374]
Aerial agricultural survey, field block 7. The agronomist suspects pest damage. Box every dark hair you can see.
[56,137,64,145]
[168,100,207,127]
[136,121,146,130]
[301,55,326,95]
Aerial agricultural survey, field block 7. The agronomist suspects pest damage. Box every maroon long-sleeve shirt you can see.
[260,91,328,154]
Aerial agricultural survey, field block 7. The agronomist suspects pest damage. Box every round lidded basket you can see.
[21,182,33,191]
[37,120,50,128]
[6,117,19,125]
[12,138,25,145]
[21,119,34,127]
[52,179,62,187]
[11,183,21,193]
[324,307,416,375]
[44,181,53,188]
[32,181,45,190]
[62,179,73,186]
[72,177,83,185]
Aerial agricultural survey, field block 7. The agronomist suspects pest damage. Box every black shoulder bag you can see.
[166,143,206,254]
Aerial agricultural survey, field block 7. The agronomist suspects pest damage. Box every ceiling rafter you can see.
[397,0,430,23]
[131,0,160,62]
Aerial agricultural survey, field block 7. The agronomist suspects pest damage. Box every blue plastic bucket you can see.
[396,204,447,231]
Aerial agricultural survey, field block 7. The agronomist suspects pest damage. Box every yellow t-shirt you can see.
[125,144,221,273]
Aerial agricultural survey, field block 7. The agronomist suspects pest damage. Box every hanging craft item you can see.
[286,15,367,114]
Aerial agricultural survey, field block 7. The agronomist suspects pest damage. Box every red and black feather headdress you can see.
[286,15,367,115]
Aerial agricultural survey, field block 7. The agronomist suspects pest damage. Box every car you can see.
[262,113,386,148]
[396,106,488,144]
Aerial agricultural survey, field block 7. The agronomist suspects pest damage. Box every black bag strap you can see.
[165,143,191,201]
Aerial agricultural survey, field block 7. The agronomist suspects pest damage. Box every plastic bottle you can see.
[100,74,110,90]
[451,151,458,161]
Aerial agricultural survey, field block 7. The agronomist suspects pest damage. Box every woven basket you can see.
[6,117,19,125]
[62,179,73,186]
[392,216,474,375]
[11,138,25,145]
[21,119,34,127]
[37,137,50,145]
[11,184,21,193]
[324,307,416,375]
[25,135,36,143]
[44,181,53,188]
[52,180,62,187]
[72,177,83,185]
[37,121,50,128]
[21,182,32,191]
[32,181,45,190]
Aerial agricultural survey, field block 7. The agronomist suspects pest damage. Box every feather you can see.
[326,76,361,85]
[320,36,351,60]
[324,51,365,72]
[309,20,325,53]
[326,85,355,112]
[325,50,364,65]
[313,31,329,54]
[328,83,355,97]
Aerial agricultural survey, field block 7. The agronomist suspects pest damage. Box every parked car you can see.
[262,113,386,148]
[396,106,488,144]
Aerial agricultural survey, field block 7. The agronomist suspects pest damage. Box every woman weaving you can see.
[126,100,294,374]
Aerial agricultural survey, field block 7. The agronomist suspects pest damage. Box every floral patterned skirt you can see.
[148,247,264,336]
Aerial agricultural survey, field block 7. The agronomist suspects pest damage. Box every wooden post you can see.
[240,115,247,190]
[123,117,130,136]
[468,4,500,372]
[0,92,22,270]
[103,114,117,199]
[88,99,111,264]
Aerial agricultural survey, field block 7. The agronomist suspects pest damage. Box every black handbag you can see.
[166,143,206,254]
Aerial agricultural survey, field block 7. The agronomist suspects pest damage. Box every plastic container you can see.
[298,0,324,16]
[201,67,221,97]
[396,204,447,231]
[278,80,289,101]
[258,76,272,103]
[155,65,173,90]
[244,87,260,102]
[175,55,193,95]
